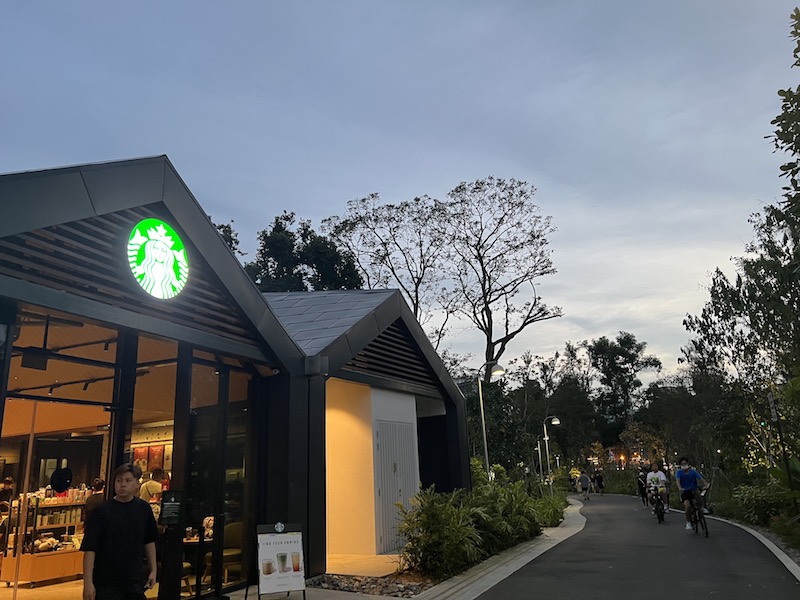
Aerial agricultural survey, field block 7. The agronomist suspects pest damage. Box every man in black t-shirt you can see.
[82,464,158,600]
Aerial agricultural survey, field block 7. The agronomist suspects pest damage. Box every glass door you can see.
[184,357,251,598]
[1,308,115,600]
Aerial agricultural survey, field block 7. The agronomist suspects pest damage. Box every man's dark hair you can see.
[151,468,164,481]
[112,463,142,481]
[678,457,689,465]
[92,478,105,492]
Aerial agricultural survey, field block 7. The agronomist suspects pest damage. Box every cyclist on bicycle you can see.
[675,457,707,531]
[646,462,668,514]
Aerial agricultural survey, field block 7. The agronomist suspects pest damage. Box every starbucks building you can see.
[0,157,470,598]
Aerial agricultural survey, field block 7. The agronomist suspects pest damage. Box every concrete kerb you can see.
[412,497,587,600]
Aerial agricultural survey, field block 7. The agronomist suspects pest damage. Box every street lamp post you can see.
[536,438,543,481]
[477,361,506,479]
[543,415,561,484]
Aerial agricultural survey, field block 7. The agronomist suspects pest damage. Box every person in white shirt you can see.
[645,462,669,513]
[138,468,163,502]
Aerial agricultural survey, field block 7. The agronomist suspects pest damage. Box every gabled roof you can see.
[0,156,304,370]
[264,290,464,402]
[262,290,396,356]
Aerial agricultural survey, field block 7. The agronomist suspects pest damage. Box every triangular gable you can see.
[340,319,444,396]
[0,205,258,347]
[264,290,464,402]
[0,157,304,370]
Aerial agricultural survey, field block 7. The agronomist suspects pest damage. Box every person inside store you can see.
[0,477,14,512]
[84,478,106,519]
[139,468,163,503]
[82,463,159,600]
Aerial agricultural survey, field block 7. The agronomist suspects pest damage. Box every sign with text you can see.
[160,491,182,526]
[257,530,305,594]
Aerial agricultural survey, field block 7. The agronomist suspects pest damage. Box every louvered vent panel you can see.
[340,321,441,393]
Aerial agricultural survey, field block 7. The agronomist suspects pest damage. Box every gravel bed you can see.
[306,573,436,598]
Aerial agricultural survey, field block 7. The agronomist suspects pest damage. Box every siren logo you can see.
[127,219,189,299]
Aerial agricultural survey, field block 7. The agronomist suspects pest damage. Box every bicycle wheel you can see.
[656,502,664,523]
[698,511,709,537]
[691,510,699,534]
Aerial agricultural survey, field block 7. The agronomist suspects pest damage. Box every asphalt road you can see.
[477,493,799,600]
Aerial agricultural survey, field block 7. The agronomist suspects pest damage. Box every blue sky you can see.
[2,2,798,377]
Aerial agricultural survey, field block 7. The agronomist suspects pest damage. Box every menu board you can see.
[257,530,305,594]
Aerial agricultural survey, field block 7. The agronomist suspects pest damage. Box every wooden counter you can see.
[0,550,83,586]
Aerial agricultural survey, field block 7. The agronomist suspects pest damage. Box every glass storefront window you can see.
[0,307,261,598]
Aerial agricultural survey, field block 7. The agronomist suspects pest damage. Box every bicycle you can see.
[648,485,666,524]
[689,489,709,537]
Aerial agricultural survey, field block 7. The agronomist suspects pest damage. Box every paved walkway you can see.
[477,494,800,599]
[231,494,800,600]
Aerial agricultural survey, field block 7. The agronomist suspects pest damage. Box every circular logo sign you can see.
[127,219,189,299]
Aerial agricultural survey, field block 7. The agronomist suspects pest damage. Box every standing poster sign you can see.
[256,523,306,597]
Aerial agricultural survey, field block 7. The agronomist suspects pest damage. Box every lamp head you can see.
[550,416,561,426]
[489,363,506,377]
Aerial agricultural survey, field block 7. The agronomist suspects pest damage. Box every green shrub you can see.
[732,483,791,526]
[532,494,568,527]
[600,468,637,495]
[770,513,800,551]
[397,474,565,579]
[469,480,542,557]
[396,487,482,579]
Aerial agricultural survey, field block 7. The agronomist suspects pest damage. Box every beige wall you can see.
[326,378,375,555]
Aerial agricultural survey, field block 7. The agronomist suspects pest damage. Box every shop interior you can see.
[0,306,254,598]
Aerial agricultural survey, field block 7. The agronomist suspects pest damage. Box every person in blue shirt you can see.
[675,457,707,531]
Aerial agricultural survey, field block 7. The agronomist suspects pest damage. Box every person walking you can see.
[636,469,648,507]
[579,471,591,501]
[594,470,605,496]
[82,463,159,600]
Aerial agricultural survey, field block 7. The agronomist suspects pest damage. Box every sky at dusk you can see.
[3,1,799,378]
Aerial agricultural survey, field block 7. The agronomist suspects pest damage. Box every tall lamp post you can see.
[543,415,561,482]
[536,437,543,481]
[477,361,506,479]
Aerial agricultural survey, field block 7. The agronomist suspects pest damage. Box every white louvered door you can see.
[375,420,416,553]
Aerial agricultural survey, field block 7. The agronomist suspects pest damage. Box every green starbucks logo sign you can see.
[127,219,189,299]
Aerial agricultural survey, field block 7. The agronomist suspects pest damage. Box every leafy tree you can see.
[441,177,562,377]
[586,332,661,428]
[324,177,562,365]
[619,421,666,466]
[322,194,453,348]
[213,219,245,257]
[245,212,363,292]
[771,7,800,221]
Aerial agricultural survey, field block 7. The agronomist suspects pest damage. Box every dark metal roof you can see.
[263,290,465,402]
[262,290,395,356]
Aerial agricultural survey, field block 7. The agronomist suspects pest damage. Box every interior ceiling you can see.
[8,307,179,434]
[6,306,253,437]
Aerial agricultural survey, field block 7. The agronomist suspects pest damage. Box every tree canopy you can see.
[244,211,363,292]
